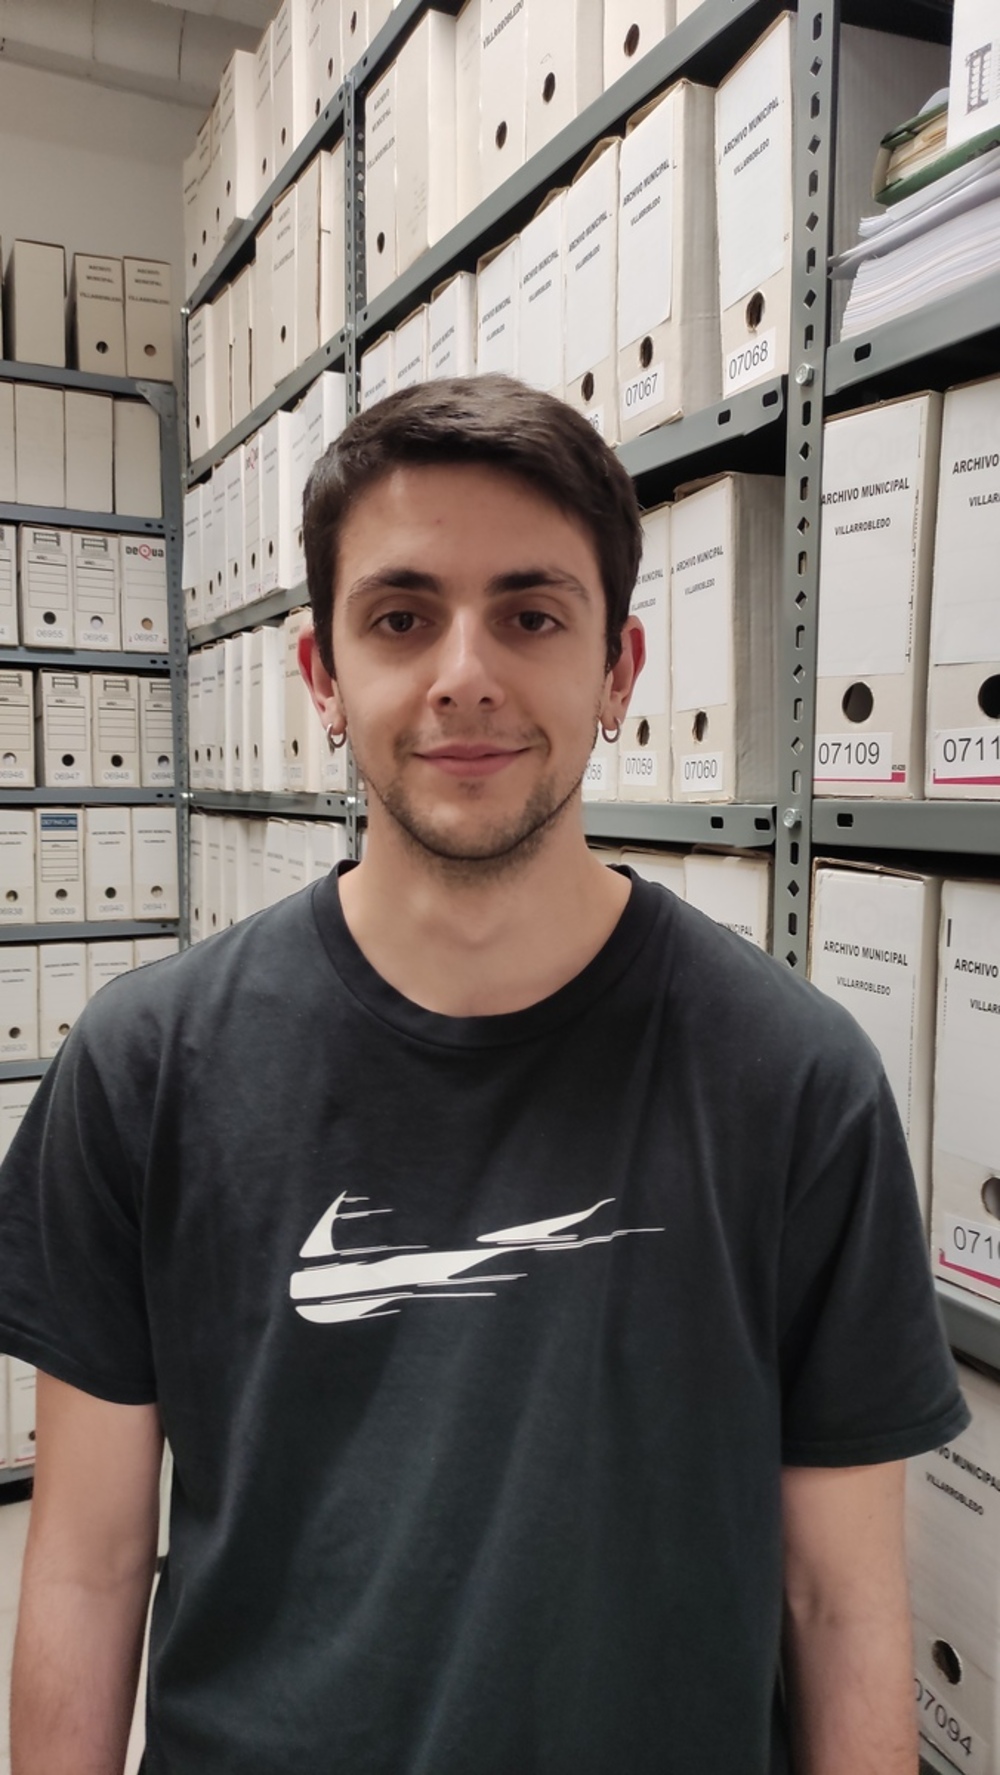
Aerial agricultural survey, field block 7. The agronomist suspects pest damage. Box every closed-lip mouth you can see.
[416,744,527,759]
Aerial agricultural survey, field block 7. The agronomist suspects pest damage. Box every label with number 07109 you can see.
[814,733,901,783]
[939,1216,1000,1291]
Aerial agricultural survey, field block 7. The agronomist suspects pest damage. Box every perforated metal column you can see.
[344,75,365,862]
[774,1,840,972]
[141,379,190,945]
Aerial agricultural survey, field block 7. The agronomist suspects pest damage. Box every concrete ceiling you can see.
[0,0,267,110]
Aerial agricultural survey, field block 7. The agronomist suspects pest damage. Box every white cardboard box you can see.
[65,392,113,515]
[0,386,15,504]
[526,0,602,159]
[87,939,135,997]
[72,530,120,650]
[271,186,298,386]
[604,0,675,92]
[907,1361,1000,1773]
[255,21,276,204]
[564,139,620,442]
[198,644,221,789]
[35,808,83,922]
[223,635,244,791]
[931,878,1000,1305]
[480,0,528,199]
[814,393,941,799]
[91,672,140,786]
[927,375,1000,800]
[224,446,246,610]
[14,386,64,509]
[229,265,253,428]
[617,80,719,441]
[19,526,73,649]
[186,304,214,459]
[428,272,477,378]
[670,472,784,801]
[581,732,619,802]
[364,65,398,302]
[0,810,35,925]
[131,806,179,920]
[246,625,285,790]
[6,240,65,366]
[620,502,671,801]
[809,861,939,1219]
[455,0,482,222]
[39,943,86,1056]
[394,307,429,391]
[123,259,173,382]
[0,1078,40,1164]
[476,237,519,376]
[114,400,162,519]
[215,50,258,242]
[518,192,566,398]
[283,605,321,790]
[205,471,228,622]
[139,676,174,788]
[0,669,35,787]
[0,524,16,644]
[243,436,264,607]
[36,669,90,788]
[620,848,686,893]
[252,216,275,406]
[684,852,772,949]
[208,287,232,447]
[295,155,322,368]
[260,412,297,593]
[272,0,313,168]
[121,537,169,653]
[948,0,1000,150]
[360,333,395,412]
[84,805,133,921]
[0,947,39,1060]
[319,143,346,342]
[188,811,205,942]
[70,254,126,376]
[395,11,457,275]
[182,147,203,296]
[8,1358,37,1467]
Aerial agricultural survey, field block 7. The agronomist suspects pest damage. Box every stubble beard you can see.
[354,725,594,884]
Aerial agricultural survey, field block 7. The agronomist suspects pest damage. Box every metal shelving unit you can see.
[186,331,348,483]
[188,583,306,649]
[583,803,776,848]
[814,801,1000,856]
[827,271,1000,402]
[0,788,176,807]
[920,1737,963,1775]
[0,1060,48,1083]
[3,647,170,672]
[0,358,160,398]
[0,922,179,946]
[190,790,350,820]
[0,505,164,534]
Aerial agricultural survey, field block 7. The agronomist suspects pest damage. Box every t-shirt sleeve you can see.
[0,1009,157,1405]
[778,1057,969,1467]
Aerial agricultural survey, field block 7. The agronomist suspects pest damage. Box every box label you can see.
[621,750,657,787]
[939,1215,1000,1293]
[680,751,724,794]
[916,1673,988,1774]
[582,752,612,796]
[814,733,902,784]
[724,329,777,395]
[931,726,1000,787]
[621,363,665,424]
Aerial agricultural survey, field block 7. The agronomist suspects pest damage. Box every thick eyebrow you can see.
[344,566,592,606]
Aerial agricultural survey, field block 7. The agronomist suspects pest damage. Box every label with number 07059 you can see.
[915,1674,987,1775]
[939,1216,1000,1291]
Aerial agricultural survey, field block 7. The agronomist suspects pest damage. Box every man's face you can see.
[302,461,642,872]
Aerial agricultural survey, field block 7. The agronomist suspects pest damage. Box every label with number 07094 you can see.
[940,1216,1000,1291]
[915,1674,986,1774]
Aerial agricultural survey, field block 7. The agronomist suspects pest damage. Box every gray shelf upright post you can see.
[344,66,365,864]
[773,0,841,973]
[139,378,190,948]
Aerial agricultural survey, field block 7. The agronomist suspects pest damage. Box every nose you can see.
[426,609,506,714]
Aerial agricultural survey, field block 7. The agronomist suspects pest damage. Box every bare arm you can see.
[11,1371,164,1775]
[782,1461,917,1775]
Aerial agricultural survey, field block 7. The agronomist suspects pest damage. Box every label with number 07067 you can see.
[940,1216,1000,1290]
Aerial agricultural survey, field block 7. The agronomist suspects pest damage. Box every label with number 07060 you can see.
[940,1216,1000,1291]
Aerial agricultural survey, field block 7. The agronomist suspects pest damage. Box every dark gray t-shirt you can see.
[0,867,968,1774]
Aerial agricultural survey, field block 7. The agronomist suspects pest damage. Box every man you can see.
[1,376,967,1774]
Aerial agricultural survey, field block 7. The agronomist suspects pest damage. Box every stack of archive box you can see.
[0,228,183,1488]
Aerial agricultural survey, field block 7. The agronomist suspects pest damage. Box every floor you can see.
[0,1493,149,1775]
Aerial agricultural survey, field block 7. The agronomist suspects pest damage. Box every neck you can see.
[337,801,631,1016]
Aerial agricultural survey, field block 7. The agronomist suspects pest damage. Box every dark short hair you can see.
[302,374,643,675]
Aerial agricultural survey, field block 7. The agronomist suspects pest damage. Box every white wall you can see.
[0,60,200,379]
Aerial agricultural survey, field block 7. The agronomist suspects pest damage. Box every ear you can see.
[298,621,346,737]
[600,615,646,730]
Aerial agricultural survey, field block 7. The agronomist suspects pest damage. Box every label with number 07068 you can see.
[724,329,777,394]
[940,1216,1000,1291]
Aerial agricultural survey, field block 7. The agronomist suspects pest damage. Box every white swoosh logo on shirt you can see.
[290,1192,663,1323]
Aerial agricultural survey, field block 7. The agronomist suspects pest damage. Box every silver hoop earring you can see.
[325,724,348,753]
[600,720,621,744]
